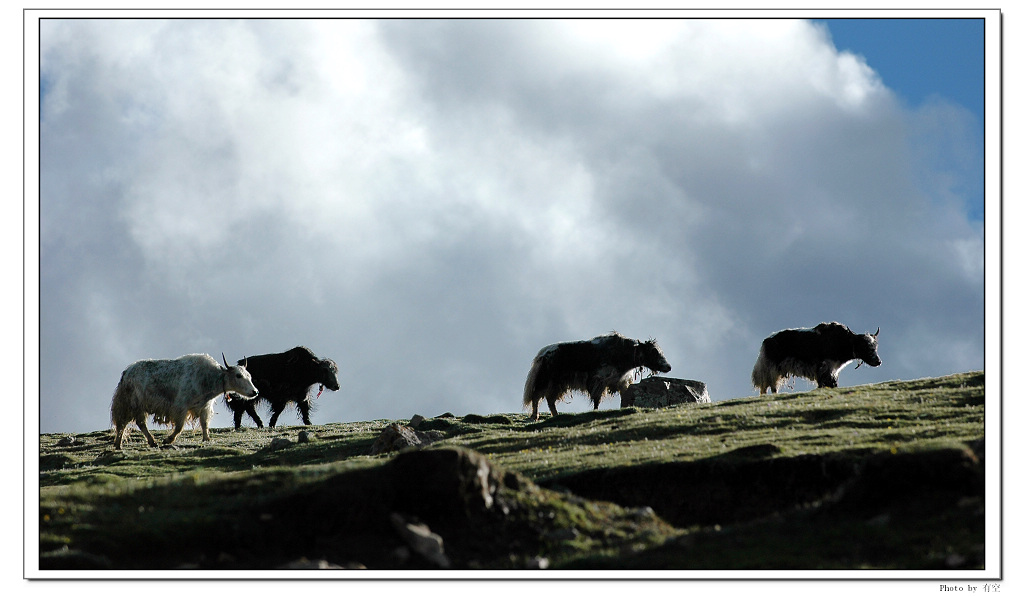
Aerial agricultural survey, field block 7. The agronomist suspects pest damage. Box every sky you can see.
[34,15,991,435]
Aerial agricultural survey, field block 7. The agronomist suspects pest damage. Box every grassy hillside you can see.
[38,372,986,572]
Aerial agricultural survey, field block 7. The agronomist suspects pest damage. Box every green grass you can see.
[37,371,986,571]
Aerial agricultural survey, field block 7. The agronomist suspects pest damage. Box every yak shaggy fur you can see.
[523,332,672,420]
[225,346,340,429]
[751,322,882,395]
[111,353,258,449]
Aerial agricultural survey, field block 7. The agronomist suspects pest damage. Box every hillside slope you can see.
[38,372,986,572]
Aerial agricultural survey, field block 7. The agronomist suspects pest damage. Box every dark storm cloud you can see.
[38,19,984,433]
[374,18,982,375]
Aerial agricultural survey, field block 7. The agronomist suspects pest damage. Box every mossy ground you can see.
[38,371,986,572]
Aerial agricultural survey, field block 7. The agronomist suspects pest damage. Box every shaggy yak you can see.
[523,332,672,420]
[751,322,882,395]
[225,346,340,429]
[111,353,258,449]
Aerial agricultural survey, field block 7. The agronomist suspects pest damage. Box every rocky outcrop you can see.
[389,447,506,519]
[369,423,444,455]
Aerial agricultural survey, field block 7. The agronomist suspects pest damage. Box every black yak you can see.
[225,346,340,429]
[111,353,258,449]
[751,322,881,395]
[523,332,672,420]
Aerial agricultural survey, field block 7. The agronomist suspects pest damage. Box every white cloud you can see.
[39,19,984,433]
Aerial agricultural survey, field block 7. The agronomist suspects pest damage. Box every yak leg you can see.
[527,398,541,421]
[587,379,606,410]
[267,407,282,428]
[113,423,128,450]
[816,365,838,388]
[233,401,263,430]
[134,416,158,447]
[163,416,185,445]
[246,402,264,428]
[297,400,312,425]
[199,409,212,442]
[545,395,559,417]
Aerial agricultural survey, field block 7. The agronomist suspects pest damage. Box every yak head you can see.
[318,358,341,391]
[853,328,882,368]
[222,352,259,398]
[635,339,672,374]
[285,347,341,393]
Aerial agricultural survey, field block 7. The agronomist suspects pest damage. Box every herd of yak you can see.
[108,322,882,449]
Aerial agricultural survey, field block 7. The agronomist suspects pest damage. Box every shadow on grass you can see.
[522,407,642,431]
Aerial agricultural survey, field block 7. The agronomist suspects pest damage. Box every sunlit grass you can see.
[38,371,984,570]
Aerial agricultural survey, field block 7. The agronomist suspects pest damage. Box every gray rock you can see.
[269,437,293,450]
[390,513,450,568]
[621,377,710,408]
[369,423,442,455]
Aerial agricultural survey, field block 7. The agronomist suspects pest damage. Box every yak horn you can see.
[222,352,229,368]
[874,327,880,337]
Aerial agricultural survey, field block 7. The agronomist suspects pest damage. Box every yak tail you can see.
[110,375,132,428]
[109,374,139,450]
[750,344,774,394]
[523,355,545,408]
